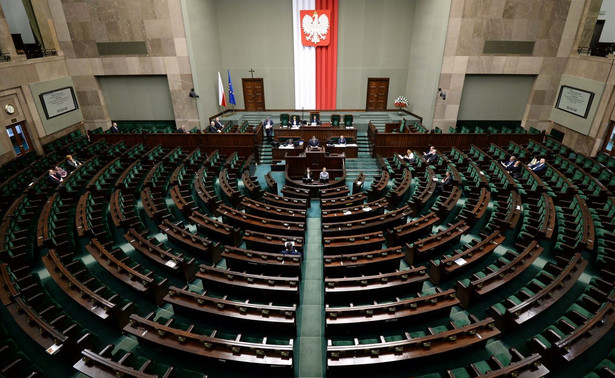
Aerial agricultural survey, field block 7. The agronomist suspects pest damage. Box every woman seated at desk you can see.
[399,149,415,163]
[319,167,329,183]
[303,167,313,183]
[285,138,295,146]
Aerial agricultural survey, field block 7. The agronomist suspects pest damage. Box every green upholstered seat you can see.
[280,113,290,126]
[343,114,353,126]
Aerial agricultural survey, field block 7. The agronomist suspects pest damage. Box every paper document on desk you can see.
[454,258,467,266]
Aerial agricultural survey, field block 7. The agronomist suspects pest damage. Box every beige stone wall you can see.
[50,0,198,131]
[555,55,615,155]
[0,56,74,156]
[434,0,577,132]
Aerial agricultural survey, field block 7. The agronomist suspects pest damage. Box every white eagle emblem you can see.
[302,11,329,44]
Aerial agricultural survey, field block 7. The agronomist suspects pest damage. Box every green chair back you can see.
[331,114,340,126]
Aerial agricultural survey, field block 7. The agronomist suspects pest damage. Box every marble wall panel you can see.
[434,0,576,135]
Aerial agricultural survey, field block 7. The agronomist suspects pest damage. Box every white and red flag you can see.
[217,71,226,107]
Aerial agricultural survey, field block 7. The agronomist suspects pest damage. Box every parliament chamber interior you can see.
[2,0,615,377]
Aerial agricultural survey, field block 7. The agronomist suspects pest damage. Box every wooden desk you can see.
[274,125,357,143]
[273,146,303,161]
[326,144,358,158]
[327,317,499,369]
[284,151,347,198]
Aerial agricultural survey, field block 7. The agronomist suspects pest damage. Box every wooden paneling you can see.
[274,126,357,142]
[90,132,259,159]
[368,124,542,156]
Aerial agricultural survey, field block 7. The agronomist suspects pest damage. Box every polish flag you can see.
[218,71,226,107]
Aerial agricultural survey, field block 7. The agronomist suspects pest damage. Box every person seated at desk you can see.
[208,121,221,133]
[282,242,302,257]
[338,135,347,145]
[290,115,301,127]
[319,167,329,183]
[435,171,452,194]
[303,167,313,183]
[510,160,522,179]
[285,138,295,147]
[501,155,516,171]
[529,158,547,172]
[110,122,119,133]
[47,169,63,185]
[308,136,319,149]
[399,149,415,163]
[54,166,67,178]
[423,146,438,164]
[176,124,187,133]
[214,117,224,130]
[310,115,320,126]
[66,154,81,172]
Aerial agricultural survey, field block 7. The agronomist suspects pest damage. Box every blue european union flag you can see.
[228,70,236,105]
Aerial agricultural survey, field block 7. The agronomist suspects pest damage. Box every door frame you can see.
[242,78,266,111]
[366,77,389,111]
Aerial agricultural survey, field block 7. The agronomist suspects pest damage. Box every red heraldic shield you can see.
[300,10,331,47]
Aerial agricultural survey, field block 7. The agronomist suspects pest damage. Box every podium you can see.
[284,149,346,198]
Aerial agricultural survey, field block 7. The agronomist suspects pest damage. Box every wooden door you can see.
[242,78,265,111]
[366,78,389,111]
[5,123,32,156]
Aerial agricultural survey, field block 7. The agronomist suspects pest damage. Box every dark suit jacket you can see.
[47,174,61,184]
[308,138,319,147]
[338,137,347,145]
[511,165,522,178]
[264,120,273,135]
[110,126,119,133]
[214,121,224,129]
[208,125,219,133]
[531,163,546,172]
[442,175,452,186]
[426,153,438,163]
[282,248,301,256]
